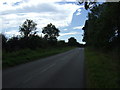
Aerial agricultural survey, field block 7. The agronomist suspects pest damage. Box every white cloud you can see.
[63,29,68,31]
[77,8,81,12]
[60,31,80,36]
[0,0,81,13]
[76,12,81,15]
[0,0,84,34]
[0,0,85,43]
[73,25,84,30]
[5,30,21,36]
[76,8,82,15]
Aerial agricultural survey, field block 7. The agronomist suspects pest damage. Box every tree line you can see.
[82,2,120,51]
[1,19,84,52]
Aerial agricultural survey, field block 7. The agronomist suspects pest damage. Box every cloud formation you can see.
[73,25,84,30]
[0,0,85,43]
[1,0,83,33]
[76,8,82,15]
[4,30,20,36]
[60,31,81,36]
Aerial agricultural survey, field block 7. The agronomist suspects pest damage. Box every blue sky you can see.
[0,0,88,44]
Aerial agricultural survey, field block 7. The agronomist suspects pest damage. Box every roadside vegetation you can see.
[3,47,76,68]
[2,20,84,68]
[78,1,120,88]
[85,48,119,88]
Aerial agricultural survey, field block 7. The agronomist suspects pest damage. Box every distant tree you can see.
[42,23,60,42]
[19,19,37,38]
[68,37,78,46]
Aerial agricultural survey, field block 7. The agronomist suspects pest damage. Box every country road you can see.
[3,48,85,88]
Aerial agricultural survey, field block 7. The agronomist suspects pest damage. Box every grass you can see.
[85,47,120,88]
[3,47,76,68]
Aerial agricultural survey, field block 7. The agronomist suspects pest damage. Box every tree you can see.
[42,23,60,42]
[19,19,37,38]
[82,2,120,50]
[68,37,78,46]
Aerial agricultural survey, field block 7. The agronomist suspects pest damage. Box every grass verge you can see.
[85,47,120,88]
[3,47,76,68]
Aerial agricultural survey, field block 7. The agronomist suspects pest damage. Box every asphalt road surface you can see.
[3,48,85,88]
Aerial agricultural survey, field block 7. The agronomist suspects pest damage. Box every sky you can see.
[0,0,89,44]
